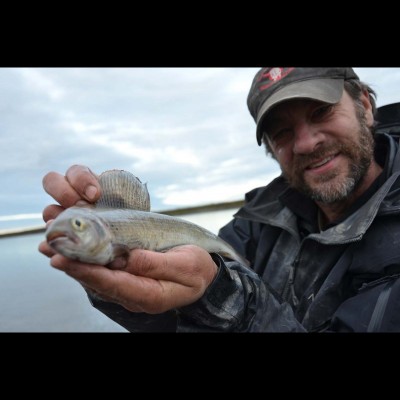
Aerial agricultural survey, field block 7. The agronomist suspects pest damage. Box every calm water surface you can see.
[0,233,127,332]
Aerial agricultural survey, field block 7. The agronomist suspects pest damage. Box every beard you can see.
[282,111,375,204]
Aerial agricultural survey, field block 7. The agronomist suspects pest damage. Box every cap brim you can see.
[256,78,344,145]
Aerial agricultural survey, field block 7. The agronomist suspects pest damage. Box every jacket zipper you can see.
[282,256,300,306]
[281,236,362,309]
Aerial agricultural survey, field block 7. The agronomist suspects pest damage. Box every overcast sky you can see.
[1,67,400,217]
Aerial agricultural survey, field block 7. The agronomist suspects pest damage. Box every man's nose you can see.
[292,121,323,154]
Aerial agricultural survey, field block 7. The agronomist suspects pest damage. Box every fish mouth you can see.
[46,231,78,247]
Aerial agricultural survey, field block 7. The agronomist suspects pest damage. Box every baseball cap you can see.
[247,67,360,145]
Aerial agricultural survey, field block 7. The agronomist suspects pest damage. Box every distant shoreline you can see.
[0,225,46,238]
[158,200,243,216]
[0,200,244,238]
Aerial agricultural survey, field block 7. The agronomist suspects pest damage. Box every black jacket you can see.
[88,104,400,332]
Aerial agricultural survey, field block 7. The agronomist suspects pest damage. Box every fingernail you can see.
[85,185,98,200]
[75,200,90,207]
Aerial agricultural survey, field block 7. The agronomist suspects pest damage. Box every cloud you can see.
[156,172,280,208]
[1,67,399,219]
[17,68,66,101]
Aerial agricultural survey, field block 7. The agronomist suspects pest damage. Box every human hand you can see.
[38,244,218,313]
[41,164,101,223]
[39,164,218,312]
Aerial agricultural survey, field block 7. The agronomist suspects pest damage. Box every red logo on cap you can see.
[258,67,295,91]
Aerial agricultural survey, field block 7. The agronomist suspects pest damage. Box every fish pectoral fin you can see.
[112,244,130,258]
[106,244,131,270]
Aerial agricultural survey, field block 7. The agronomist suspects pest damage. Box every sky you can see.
[1,67,400,219]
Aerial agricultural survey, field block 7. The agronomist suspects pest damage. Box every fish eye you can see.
[71,218,86,231]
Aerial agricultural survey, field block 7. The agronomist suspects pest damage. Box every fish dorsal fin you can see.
[95,170,151,211]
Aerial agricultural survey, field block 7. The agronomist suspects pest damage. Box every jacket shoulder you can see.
[376,102,400,135]
[243,175,287,207]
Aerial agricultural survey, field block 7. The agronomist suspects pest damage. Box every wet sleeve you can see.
[176,254,306,332]
[87,292,177,332]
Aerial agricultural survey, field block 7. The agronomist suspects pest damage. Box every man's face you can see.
[263,91,375,204]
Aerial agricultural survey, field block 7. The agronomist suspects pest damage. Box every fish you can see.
[45,169,249,267]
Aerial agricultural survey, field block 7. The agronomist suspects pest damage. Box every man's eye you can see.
[312,105,333,120]
[269,128,291,144]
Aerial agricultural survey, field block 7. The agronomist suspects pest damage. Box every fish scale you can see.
[97,208,241,255]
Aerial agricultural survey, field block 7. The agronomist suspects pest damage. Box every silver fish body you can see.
[46,170,249,266]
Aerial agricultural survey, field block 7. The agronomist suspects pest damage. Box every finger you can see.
[38,240,56,258]
[42,204,65,222]
[48,248,129,305]
[49,255,193,313]
[42,172,83,208]
[65,165,101,203]
[50,255,151,310]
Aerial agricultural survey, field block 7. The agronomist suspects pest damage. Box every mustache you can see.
[291,145,342,171]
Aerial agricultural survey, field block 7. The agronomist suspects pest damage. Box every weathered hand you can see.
[39,165,218,313]
[43,244,218,313]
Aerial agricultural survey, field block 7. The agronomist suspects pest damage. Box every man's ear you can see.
[361,89,374,127]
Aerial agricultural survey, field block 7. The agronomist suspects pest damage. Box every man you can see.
[39,68,400,331]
